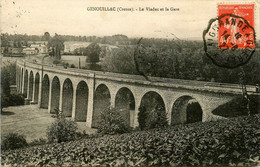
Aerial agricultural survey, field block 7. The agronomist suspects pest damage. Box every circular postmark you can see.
[203,14,255,68]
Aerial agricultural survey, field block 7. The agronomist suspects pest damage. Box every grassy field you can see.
[1,105,96,142]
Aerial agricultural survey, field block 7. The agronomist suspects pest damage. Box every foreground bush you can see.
[2,115,260,166]
[97,108,131,135]
[1,94,25,112]
[53,59,60,65]
[9,94,25,106]
[1,62,23,111]
[138,105,168,130]
[46,111,78,143]
[1,133,28,151]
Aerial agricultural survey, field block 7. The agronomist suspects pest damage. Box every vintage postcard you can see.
[1,0,260,166]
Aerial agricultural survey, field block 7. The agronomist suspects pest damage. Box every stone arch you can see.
[34,72,40,103]
[40,74,50,108]
[115,87,135,127]
[28,71,34,100]
[51,76,60,113]
[62,78,73,117]
[92,84,111,128]
[171,95,203,125]
[139,91,166,129]
[23,70,28,97]
[75,81,89,121]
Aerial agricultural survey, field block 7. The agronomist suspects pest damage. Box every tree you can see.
[43,32,51,41]
[1,63,25,112]
[137,106,147,130]
[48,33,64,60]
[0,33,10,47]
[85,43,101,63]
[101,47,137,74]
[1,66,11,112]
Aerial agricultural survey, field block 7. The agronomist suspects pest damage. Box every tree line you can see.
[1,33,133,47]
[1,32,259,85]
[101,39,260,85]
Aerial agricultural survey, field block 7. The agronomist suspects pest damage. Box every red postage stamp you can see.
[203,3,256,68]
[218,4,255,49]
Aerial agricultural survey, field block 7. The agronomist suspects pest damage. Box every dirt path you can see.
[1,105,96,142]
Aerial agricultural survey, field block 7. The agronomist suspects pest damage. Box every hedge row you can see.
[2,114,260,166]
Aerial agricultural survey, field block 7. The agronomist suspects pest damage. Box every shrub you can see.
[62,62,69,69]
[97,108,131,135]
[1,94,25,112]
[137,106,147,130]
[138,104,168,130]
[1,96,10,112]
[1,133,28,151]
[53,59,60,65]
[9,94,25,106]
[46,111,78,143]
[70,64,76,68]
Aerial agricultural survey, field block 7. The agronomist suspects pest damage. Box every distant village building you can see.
[23,48,38,55]
[30,44,48,53]
[1,40,49,56]
[21,41,48,55]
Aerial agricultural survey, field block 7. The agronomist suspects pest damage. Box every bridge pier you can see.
[33,73,40,104]
[26,72,30,99]
[59,82,63,112]
[17,67,19,92]
[165,101,172,126]
[19,69,21,93]
[48,79,53,113]
[110,92,116,109]
[31,74,36,103]
[16,66,19,92]
[21,70,24,94]
[132,95,142,128]
[86,77,95,127]
[38,74,42,107]
[71,88,77,121]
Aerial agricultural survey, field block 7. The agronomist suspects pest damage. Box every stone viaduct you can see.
[16,60,244,128]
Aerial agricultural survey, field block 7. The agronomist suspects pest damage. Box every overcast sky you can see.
[1,0,259,39]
